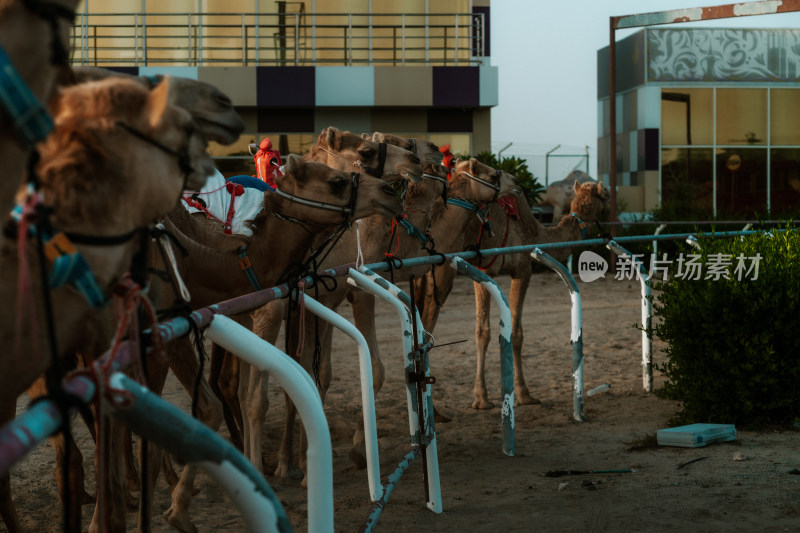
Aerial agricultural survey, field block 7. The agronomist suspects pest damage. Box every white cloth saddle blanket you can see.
[182,169,264,237]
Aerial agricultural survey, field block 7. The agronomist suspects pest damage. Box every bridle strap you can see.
[459,169,502,203]
[571,212,589,240]
[0,46,54,146]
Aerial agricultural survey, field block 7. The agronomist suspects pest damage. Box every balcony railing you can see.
[70,12,486,67]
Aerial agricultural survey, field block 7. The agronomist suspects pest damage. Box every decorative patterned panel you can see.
[648,28,800,82]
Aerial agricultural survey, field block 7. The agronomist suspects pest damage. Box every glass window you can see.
[770,89,800,145]
[715,148,767,216]
[660,148,713,217]
[716,89,767,146]
[661,89,713,146]
[623,90,638,133]
[770,148,800,215]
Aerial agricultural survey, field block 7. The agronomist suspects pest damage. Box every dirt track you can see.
[6,272,800,532]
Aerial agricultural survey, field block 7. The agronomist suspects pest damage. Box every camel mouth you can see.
[372,198,404,217]
[194,115,246,145]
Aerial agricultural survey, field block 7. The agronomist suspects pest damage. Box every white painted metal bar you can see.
[652,223,667,257]
[449,257,515,454]
[299,294,382,502]
[108,372,288,532]
[605,240,653,393]
[348,267,443,513]
[204,315,334,533]
[530,249,585,421]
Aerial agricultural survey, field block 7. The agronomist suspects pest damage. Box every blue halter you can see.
[571,212,588,240]
[0,46,54,147]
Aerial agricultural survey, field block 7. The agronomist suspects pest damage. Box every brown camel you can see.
[419,180,610,410]
[0,76,214,532]
[18,69,246,532]
[252,153,519,484]
[150,150,412,533]
[208,129,425,465]
[0,0,79,217]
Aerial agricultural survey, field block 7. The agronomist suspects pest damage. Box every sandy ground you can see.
[5,272,800,532]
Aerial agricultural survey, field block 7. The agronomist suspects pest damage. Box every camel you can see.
[537,170,597,220]
[13,67,247,532]
[0,0,80,216]
[251,152,519,484]
[148,142,417,533]
[0,76,215,532]
[418,180,610,411]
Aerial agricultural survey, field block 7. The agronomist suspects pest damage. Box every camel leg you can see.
[124,427,141,493]
[163,337,225,533]
[25,375,96,529]
[347,291,384,469]
[0,401,21,533]
[473,281,494,409]
[88,416,129,533]
[275,308,317,481]
[243,301,287,474]
[208,344,243,451]
[509,273,539,406]
[420,265,457,334]
[218,350,244,448]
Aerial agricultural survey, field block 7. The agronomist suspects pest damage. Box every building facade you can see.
[598,27,800,217]
[71,0,497,173]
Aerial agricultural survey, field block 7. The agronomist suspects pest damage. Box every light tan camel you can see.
[252,153,519,483]
[537,170,598,221]
[17,68,246,532]
[210,129,425,464]
[153,146,416,533]
[419,181,610,410]
[0,0,79,216]
[0,76,214,532]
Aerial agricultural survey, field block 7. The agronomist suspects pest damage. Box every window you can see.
[770,148,800,214]
[660,148,713,217]
[715,148,767,215]
[770,89,800,145]
[661,89,713,146]
[716,89,767,146]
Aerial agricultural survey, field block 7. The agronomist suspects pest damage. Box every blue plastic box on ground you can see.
[656,423,737,448]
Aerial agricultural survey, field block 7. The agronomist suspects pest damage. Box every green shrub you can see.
[653,228,800,428]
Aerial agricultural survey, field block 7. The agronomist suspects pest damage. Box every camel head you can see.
[149,76,245,145]
[311,127,423,184]
[274,154,404,224]
[38,76,215,234]
[569,180,610,222]
[450,158,520,203]
[0,0,80,138]
[369,132,449,206]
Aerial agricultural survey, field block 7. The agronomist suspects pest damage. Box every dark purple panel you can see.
[257,108,314,132]
[427,108,473,133]
[105,67,139,76]
[433,67,479,107]
[638,128,660,171]
[257,67,315,107]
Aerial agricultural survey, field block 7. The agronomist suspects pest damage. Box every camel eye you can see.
[358,147,375,160]
[329,176,348,197]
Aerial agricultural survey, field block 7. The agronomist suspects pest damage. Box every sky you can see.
[488,0,800,183]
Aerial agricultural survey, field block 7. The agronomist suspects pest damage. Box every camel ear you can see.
[324,126,341,150]
[574,179,582,194]
[596,182,605,196]
[468,157,477,173]
[372,132,385,143]
[284,154,303,179]
[361,132,370,140]
[145,77,173,130]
